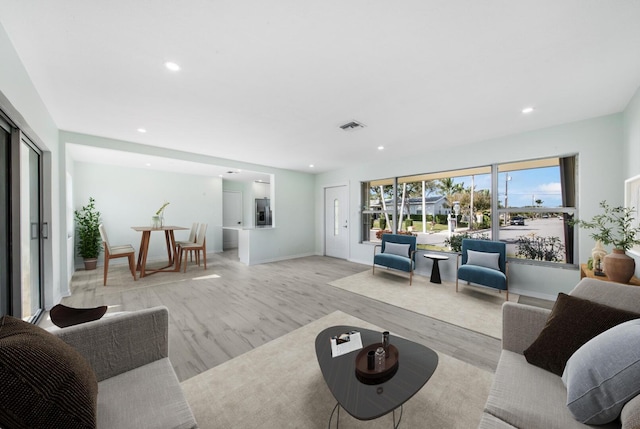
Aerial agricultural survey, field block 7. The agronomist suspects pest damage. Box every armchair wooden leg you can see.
[103,257,109,286]
[455,277,458,293]
[409,270,413,286]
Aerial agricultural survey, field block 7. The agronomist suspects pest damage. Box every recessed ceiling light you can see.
[145,163,151,167]
[378,146,384,151]
[309,164,315,168]
[137,128,147,133]
[164,61,181,71]
[522,107,535,114]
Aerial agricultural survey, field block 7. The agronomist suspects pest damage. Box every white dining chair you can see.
[99,224,137,286]
[178,223,207,272]
[175,222,199,263]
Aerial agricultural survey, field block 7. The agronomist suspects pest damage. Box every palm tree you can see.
[437,178,464,211]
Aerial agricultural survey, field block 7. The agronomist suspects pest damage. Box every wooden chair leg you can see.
[183,248,189,273]
[455,277,459,293]
[202,243,207,270]
[128,254,137,281]
[103,256,109,286]
[409,270,413,285]
[175,247,182,271]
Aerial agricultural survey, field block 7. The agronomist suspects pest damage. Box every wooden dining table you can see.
[131,226,189,278]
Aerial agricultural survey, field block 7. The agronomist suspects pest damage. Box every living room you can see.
[1,2,640,428]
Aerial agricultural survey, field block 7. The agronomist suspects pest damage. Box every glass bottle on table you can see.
[375,347,386,371]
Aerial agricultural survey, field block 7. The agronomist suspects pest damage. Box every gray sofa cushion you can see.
[621,394,640,429]
[484,350,619,429]
[570,278,640,313]
[478,412,518,428]
[562,319,640,425]
[97,358,197,429]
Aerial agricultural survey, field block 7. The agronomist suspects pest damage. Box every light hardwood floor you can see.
[52,251,503,382]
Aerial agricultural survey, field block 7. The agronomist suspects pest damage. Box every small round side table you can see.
[423,254,449,284]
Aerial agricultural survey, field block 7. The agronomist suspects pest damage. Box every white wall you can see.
[315,113,625,299]
[72,162,223,266]
[0,23,63,309]
[63,131,316,269]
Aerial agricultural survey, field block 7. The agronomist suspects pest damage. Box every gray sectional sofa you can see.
[54,306,198,429]
[479,278,640,429]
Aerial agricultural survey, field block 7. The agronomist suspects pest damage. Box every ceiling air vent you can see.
[339,120,366,131]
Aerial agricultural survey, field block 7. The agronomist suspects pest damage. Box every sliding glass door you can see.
[0,112,44,321]
[0,118,10,316]
[20,137,43,321]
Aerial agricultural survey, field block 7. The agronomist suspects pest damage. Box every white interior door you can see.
[223,191,242,249]
[325,185,349,259]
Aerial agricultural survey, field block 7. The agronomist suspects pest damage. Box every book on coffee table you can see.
[330,331,363,357]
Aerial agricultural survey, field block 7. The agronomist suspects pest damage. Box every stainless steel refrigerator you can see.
[256,198,272,226]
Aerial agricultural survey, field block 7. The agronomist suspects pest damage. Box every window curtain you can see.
[560,156,576,264]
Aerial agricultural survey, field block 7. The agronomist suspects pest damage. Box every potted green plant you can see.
[74,197,102,270]
[570,200,640,283]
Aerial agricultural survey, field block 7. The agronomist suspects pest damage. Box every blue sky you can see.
[453,166,562,208]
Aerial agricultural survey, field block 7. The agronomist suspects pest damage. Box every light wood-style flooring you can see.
[52,251,504,382]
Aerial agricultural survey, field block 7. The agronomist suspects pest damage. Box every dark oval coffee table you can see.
[315,325,439,427]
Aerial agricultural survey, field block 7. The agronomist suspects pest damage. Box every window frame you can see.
[361,155,578,267]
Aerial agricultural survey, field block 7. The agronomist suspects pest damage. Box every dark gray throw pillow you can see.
[0,315,98,429]
[523,293,640,376]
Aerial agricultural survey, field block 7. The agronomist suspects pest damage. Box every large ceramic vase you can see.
[603,249,635,283]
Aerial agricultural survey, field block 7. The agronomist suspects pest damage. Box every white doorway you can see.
[324,185,349,259]
[223,191,242,249]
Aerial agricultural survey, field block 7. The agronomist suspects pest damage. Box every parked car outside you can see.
[510,216,525,226]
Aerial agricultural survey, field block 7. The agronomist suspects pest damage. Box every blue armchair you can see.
[456,239,508,300]
[372,234,417,285]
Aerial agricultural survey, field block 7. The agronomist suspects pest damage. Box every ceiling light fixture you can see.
[309,164,315,168]
[522,107,535,114]
[137,128,147,133]
[164,61,181,71]
[378,146,384,151]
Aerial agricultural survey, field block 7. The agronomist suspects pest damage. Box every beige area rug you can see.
[181,310,492,429]
[329,270,519,339]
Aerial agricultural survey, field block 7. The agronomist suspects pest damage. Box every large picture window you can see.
[361,155,577,265]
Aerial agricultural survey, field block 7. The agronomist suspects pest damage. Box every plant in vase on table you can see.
[74,197,102,270]
[152,202,170,229]
[569,200,640,283]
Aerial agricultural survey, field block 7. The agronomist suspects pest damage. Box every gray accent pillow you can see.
[383,242,410,257]
[562,318,640,425]
[466,250,500,270]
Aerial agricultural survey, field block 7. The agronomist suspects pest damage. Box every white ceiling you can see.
[1,1,640,175]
